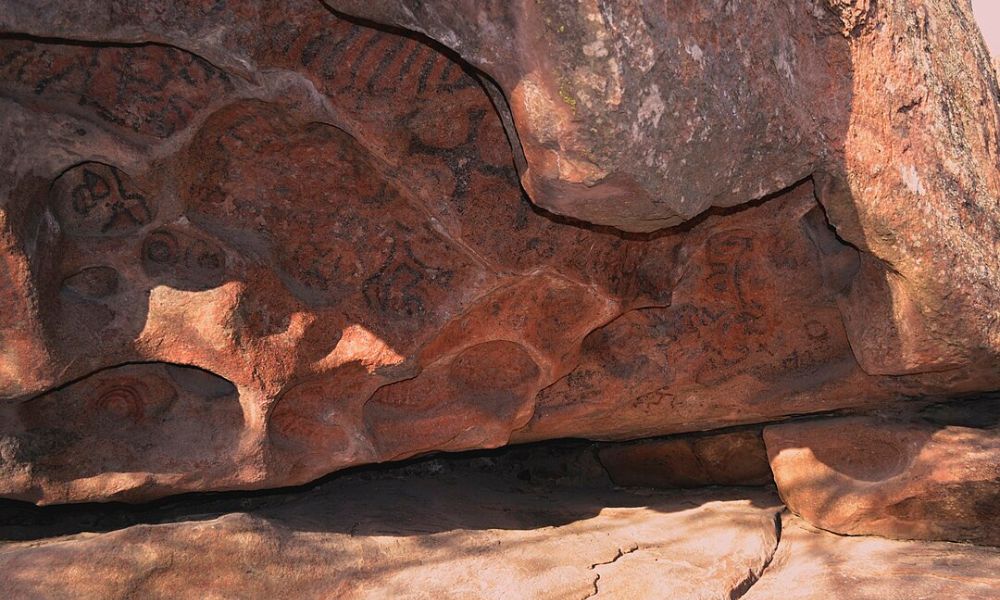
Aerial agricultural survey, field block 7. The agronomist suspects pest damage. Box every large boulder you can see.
[764,412,1000,545]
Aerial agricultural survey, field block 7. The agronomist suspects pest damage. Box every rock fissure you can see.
[729,510,784,600]
[583,543,640,600]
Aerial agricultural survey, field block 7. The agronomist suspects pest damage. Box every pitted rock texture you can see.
[0,0,998,504]
[765,412,1000,546]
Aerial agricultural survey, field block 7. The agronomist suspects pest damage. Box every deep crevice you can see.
[0,439,596,542]
[2,391,993,542]
[729,509,783,600]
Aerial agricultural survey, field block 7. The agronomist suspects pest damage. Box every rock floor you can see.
[0,448,996,599]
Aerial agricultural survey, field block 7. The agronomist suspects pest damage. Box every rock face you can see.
[329,0,852,233]
[331,0,1000,383]
[816,0,1000,381]
[764,412,1000,546]
[0,459,784,600]
[743,514,1000,600]
[0,0,997,505]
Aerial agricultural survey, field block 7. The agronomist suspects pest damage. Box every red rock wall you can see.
[0,0,998,503]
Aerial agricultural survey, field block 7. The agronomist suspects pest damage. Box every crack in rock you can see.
[729,509,784,600]
[583,542,640,599]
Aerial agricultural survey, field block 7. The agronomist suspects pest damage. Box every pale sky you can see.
[972,0,999,57]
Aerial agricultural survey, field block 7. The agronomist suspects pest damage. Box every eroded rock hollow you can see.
[0,0,998,556]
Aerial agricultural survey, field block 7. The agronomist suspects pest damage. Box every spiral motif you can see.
[94,385,144,422]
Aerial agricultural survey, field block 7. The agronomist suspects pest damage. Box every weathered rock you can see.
[0,464,783,600]
[0,0,998,503]
[332,0,1000,384]
[764,414,1000,546]
[0,363,243,504]
[743,515,1000,600]
[813,0,1000,381]
[328,0,851,232]
[597,430,773,489]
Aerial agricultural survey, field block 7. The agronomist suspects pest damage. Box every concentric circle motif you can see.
[94,385,145,422]
[143,230,179,265]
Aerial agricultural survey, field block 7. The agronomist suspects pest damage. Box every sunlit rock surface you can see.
[0,455,784,600]
[2,450,996,600]
[743,515,1000,600]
